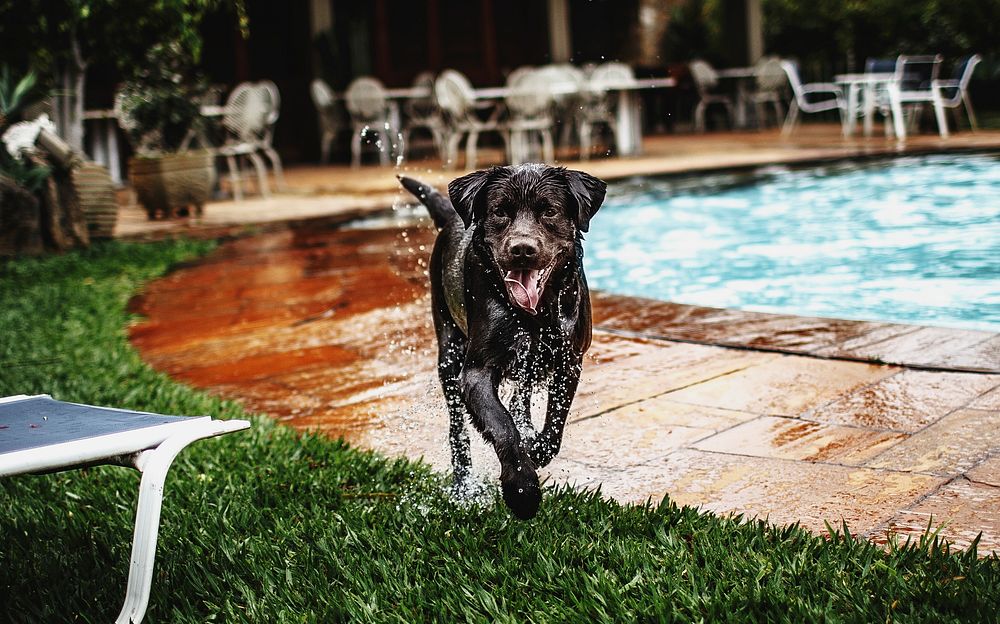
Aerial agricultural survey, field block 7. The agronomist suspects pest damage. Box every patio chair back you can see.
[779,60,805,102]
[895,55,942,92]
[222,82,271,142]
[310,78,339,164]
[505,69,553,119]
[310,78,335,110]
[434,69,476,121]
[865,58,897,74]
[936,54,982,130]
[345,76,389,123]
[404,71,439,121]
[754,57,786,93]
[953,54,981,93]
[506,65,537,89]
[689,59,720,93]
[310,78,339,131]
[589,62,636,92]
[258,80,281,126]
[533,64,587,103]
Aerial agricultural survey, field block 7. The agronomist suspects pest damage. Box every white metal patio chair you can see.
[689,59,735,132]
[402,71,445,160]
[780,60,847,135]
[434,69,508,169]
[887,55,945,137]
[344,76,395,168]
[310,78,340,164]
[532,64,587,150]
[748,57,786,128]
[933,54,981,135]
[216,82,273,200]
[0,394,249,624]
[577,62,635,160]
[504,68,555,165]
[256,80,286,190]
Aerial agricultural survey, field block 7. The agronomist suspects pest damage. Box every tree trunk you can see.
[52,32,88,153]
[0,174,44,257]
[31,154,90,252]
[69,29,87,153]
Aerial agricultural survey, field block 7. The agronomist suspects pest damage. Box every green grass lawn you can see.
[1,240,998,623]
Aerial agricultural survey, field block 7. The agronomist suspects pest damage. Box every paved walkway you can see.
[128,223,1000,554]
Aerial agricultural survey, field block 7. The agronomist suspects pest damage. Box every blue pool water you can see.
[585,153,1000,331]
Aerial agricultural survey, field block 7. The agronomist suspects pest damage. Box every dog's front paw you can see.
[499,461,541,520]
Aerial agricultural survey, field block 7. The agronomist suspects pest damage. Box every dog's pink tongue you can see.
[504,270,540,314]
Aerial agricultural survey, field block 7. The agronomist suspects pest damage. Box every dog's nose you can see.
[509,240,538,259]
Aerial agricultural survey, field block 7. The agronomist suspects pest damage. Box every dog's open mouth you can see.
[503,260,556,315]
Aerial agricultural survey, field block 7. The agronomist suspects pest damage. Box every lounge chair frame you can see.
[0,394,250,624]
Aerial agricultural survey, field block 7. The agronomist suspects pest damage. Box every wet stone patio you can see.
[128,221,1000,554]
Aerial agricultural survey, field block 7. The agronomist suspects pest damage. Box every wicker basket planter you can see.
[129,151,215,220]
[73,161,118,239]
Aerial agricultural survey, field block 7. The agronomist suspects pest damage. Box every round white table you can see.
[834,73,906,140]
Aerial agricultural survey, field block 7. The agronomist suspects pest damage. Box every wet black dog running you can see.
[399,164,606,519]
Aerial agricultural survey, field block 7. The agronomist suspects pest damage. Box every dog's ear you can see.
[447,169,494,228]
[564,169,607,233]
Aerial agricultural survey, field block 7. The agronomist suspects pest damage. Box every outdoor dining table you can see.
[715,67,756,128]
[834,73,906,140]
[481,77,675,156]
[364,76,676,158]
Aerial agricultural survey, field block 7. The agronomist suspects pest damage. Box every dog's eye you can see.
[492,206,512,221]
[541,205,559,218]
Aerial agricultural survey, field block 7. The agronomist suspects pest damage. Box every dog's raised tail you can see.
[398,175,459,230]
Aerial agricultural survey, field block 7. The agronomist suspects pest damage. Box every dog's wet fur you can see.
[399,164,606,519]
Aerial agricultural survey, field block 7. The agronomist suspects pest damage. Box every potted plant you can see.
[1,66,110,254]
[117,43,215,219]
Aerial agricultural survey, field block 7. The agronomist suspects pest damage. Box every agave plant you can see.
[0,65,50,193]
[0,65,39,127]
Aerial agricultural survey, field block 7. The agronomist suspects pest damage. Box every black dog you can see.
[399,164,606,519]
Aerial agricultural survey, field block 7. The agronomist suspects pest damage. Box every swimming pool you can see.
[585,153,1000,332]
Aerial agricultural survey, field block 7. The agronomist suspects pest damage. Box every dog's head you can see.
[448,164,606,315]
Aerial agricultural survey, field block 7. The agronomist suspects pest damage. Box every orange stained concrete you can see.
[128,222,1000,554]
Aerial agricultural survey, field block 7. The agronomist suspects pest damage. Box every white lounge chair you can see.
[0,394,250,624]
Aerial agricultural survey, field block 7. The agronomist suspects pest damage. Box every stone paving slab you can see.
[663,356,896,416]
[867,409,1000,477]
[559,449,946,536]
[970,386,1000,411]
[885,479,1000,554]
[691,416,907,465]
[128,222,1000,555]
[802,369,1000,433]
[592,292,1000,373]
